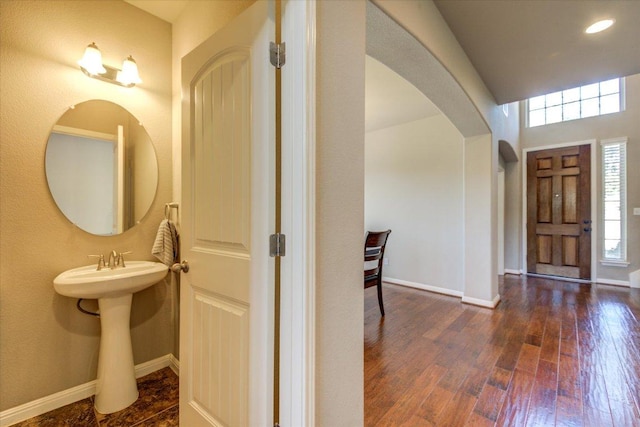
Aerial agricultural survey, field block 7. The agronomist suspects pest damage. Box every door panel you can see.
[180,2,274,426]
[527,145,591,279]
[193,51,251,257]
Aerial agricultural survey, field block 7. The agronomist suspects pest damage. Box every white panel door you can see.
[180,2,274,426]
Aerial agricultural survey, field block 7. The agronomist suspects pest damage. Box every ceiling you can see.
[123,1,444,133]
[434,0,640,104]
[365,56,441,132]
[124,0,187,23]
[123,1,640,112]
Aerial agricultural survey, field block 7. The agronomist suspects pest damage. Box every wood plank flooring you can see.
[364,275,640,426]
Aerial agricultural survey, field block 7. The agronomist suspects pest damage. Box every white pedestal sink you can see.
[53,261,168,414]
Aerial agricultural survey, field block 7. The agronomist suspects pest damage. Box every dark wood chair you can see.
[364,230,391,316]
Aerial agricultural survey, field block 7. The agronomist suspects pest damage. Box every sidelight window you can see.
[601,138,627,264]
[528,78,624,127]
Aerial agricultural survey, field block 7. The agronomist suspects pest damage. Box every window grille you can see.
[601,138,627,262]
[528,78,623,127]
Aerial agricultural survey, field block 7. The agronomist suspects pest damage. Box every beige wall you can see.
[315,1,366,424]
[504,157,522,272]
[519,73,640,283]
[0,0,172,411]
[365,115,465,292]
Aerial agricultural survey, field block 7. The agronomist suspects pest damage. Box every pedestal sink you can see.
[53,261,168,414]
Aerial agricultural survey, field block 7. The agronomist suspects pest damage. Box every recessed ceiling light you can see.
[585,19,615,34]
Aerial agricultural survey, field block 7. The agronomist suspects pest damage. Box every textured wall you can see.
[316,1,366,425]
[365,115,465,292]
[0,0,172,411]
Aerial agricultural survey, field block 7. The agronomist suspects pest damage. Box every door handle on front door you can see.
[584,228,592,232]
[583,220,592,224]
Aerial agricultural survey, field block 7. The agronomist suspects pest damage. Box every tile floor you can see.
[14,367,178,427]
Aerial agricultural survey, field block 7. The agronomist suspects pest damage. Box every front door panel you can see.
[527,145,591,279]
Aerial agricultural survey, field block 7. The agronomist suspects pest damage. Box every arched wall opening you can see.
[365,1,499,307]
[365,55,467,297]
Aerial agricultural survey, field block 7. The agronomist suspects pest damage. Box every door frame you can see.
[521,139,597,282]
[279,0,316,425]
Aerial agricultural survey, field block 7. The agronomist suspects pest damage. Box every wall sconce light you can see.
[78,42,142,88]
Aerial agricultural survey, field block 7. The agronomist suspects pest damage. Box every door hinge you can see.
[270,233,286,257]
[270,42,286,69]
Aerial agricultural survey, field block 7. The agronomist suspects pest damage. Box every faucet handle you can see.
[88,254,105,270]
[118,251,132,267]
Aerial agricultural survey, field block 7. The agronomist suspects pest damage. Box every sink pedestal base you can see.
[95,294,139,414]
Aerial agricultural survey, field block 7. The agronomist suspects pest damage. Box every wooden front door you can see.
[527,145,591,279]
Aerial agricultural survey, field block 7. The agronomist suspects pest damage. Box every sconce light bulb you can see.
[116,55,142,86]
[78,42,106,75]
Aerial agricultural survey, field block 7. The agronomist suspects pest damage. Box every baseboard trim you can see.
[0,354,178,427]
[526,273,593,284]
[383,277,464,298]
[504,269,522,276]
[0,379,96,427]
[383,277,502,309]
[461,294,501,309]
[596,278,631,287]
[168,353,180,376]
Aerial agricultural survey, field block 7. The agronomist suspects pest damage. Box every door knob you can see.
[583,228,592,232]
[171,260,189,273]
[583,219,592,224]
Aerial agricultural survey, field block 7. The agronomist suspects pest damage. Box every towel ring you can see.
[165,202,179,221]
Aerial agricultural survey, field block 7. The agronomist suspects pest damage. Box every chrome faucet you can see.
[90,250,131,270]
[107,250,118,269]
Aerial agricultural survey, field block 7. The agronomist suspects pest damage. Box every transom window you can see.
[528,78,623,127]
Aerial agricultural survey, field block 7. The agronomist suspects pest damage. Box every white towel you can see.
[152,219,179,267]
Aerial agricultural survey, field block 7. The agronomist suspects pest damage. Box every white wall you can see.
[368,0,519,306]
[365,115,464,293]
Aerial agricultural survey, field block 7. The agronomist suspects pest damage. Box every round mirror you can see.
[45,100,158,235]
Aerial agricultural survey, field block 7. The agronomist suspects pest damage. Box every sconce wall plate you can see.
[80,64,135,88]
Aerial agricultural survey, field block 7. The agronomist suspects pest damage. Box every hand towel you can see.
[152,219,179,267]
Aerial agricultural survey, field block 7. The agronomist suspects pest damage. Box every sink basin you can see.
[53,261,168,299]
[53,260,169,414]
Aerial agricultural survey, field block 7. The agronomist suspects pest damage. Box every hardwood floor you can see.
[364,275,640,426]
